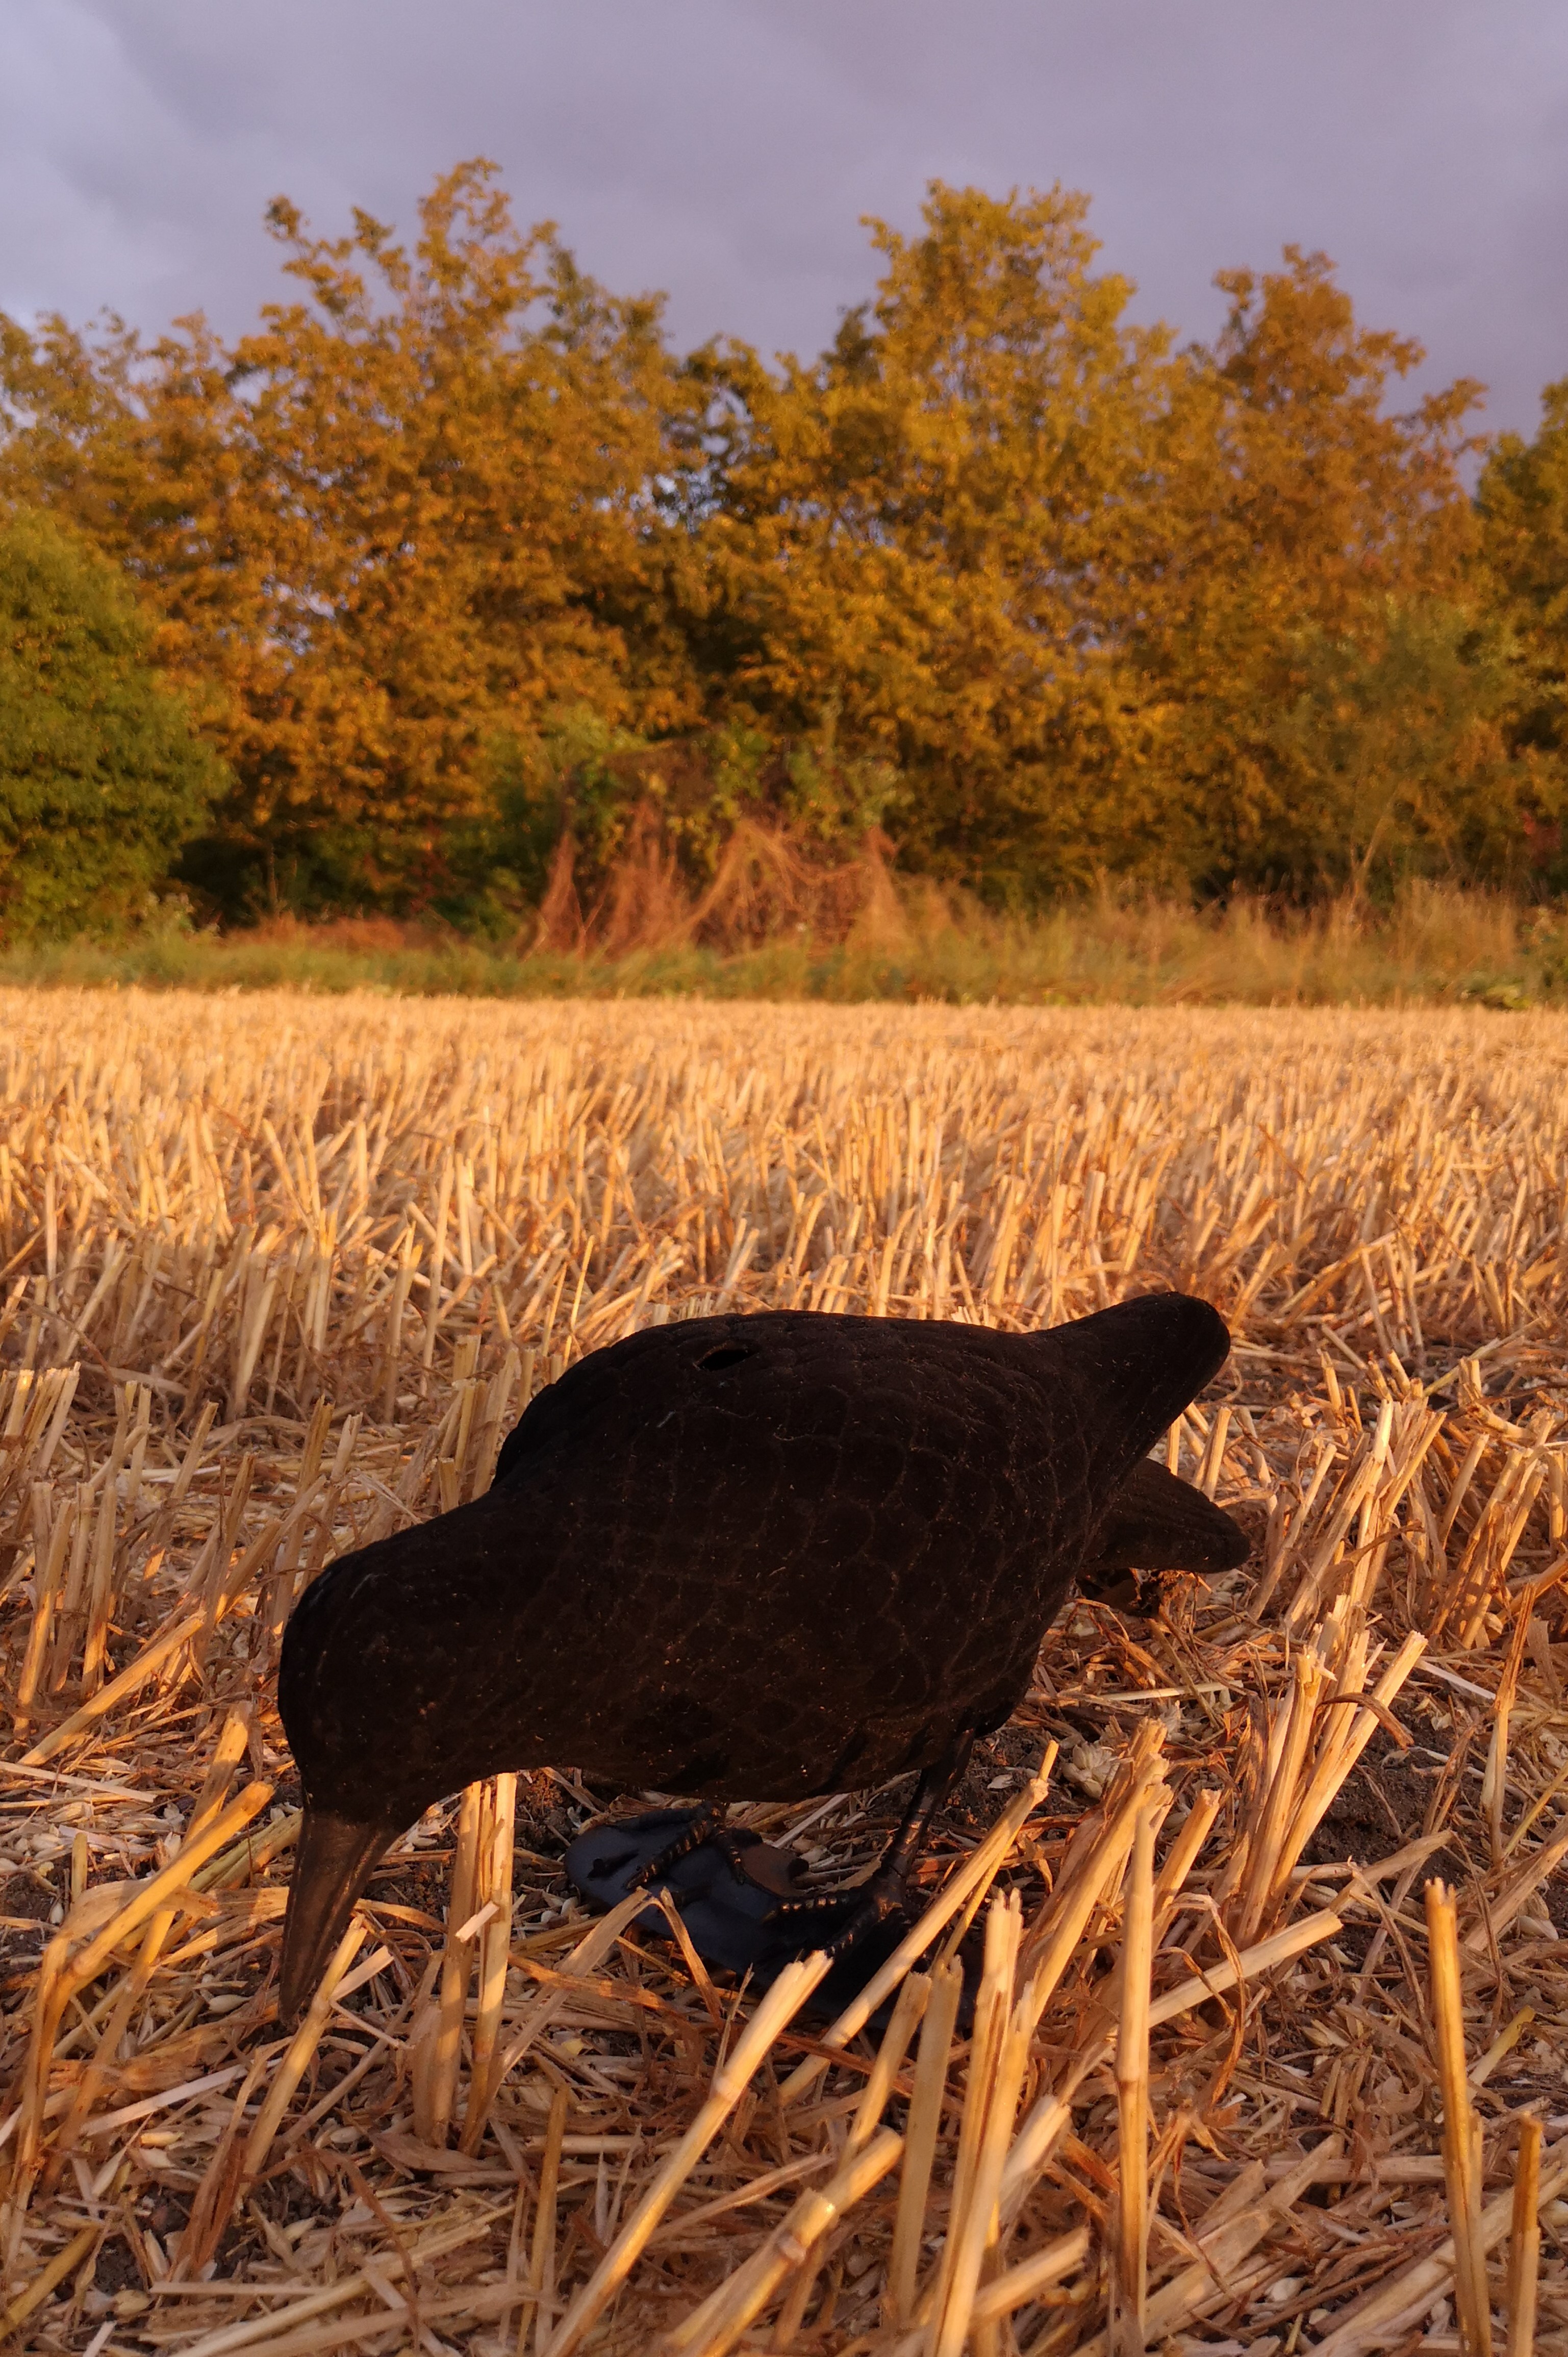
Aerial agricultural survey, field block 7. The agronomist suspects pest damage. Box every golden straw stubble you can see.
[2,995,1566,2353]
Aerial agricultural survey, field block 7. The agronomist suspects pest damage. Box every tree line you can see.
[1,161,1565,941]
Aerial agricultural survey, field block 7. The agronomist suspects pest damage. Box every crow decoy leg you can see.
[626,1803,756,1890]
[776,1735,975,1956]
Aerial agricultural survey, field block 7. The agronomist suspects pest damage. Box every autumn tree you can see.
[1476,381,1568,885]
[675,200,1505,904]
[0,511,223,938]
[677,183,1179,900]
[1125,247,1510,896]
[0,164,705,919]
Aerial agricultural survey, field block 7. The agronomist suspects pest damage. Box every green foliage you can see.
[1200,599,1541,900]
[429,712,650,938]
[1477,381,1568,891]
[0,511,224,940]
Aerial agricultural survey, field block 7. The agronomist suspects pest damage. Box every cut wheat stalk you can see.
[998,1906,1346,2220]
[668,2127,904,2357]
[934,1969,1036,2357]
[516,2079,568,2355]
[886,1954,965,2328]
[1266,1627,1428,1913]
[1019,1729,1166,2015]
[747,1970,937,2345]
[1109,1800,1156,2357]
[1428,1877,1495,2357]
[1507,2114,1542,2357]
[1232,1646,1326,1944]
[777,1751,1055,2105]
[459,1769,517,2154]
[415,1778,484,2148]
[925,1889,1023,2354]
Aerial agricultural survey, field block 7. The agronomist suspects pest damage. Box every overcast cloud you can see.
[3,1,1566,442]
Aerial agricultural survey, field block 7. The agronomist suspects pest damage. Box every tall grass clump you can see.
[2,875,1565,1006]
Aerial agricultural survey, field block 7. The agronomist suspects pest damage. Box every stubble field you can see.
[2,991,1567,2356]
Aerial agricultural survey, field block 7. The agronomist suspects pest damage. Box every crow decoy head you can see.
[276,1293,1245,2016]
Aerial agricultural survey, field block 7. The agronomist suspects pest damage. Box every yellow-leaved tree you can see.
[0,163,705,918]
[675,196,1506,903]
[1130,248,1523,897]
[678,183,1179,900]
[1477,380,1568,891]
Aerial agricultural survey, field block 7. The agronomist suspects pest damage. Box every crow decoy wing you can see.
[1076,1455,1249,1610]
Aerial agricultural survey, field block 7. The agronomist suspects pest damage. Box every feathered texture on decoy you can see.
[276,1294,1242,2015]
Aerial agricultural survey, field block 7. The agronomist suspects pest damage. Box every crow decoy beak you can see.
[279,1806,392,2021]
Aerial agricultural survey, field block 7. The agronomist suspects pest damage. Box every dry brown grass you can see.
[2,992,1568,2354]
[7,878,1568,1010]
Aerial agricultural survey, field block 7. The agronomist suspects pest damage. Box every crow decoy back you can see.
[276,1294,1244,2016]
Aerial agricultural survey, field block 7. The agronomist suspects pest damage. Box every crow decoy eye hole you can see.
[698,1344,753,1371]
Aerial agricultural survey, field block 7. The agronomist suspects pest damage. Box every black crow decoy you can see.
[276,1295,1245,2016]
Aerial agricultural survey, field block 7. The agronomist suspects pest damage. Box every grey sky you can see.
[3,1,1566,444]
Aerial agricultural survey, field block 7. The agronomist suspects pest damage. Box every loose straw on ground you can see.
[238,1924,386,2189]
[760,1968,932,2352]
[1312,2142,1568,2357]
[668,2130,905,2357]
[545,1948,832,2357]
[0,2222,98,2347]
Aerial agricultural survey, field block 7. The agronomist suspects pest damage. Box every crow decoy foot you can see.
[626,1804,757,1890]
[563,1807,922,2019]
[564,1808,834,1976]
[775,1876,915,1960]
[773,1734,974,1957]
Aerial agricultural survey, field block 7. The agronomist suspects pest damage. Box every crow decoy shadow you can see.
[276,1294,1246,2018]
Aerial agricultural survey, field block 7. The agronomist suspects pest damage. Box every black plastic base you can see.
[563,1807,917,2020]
